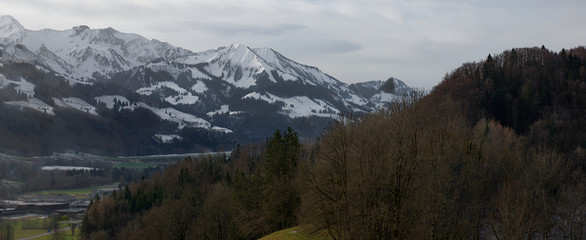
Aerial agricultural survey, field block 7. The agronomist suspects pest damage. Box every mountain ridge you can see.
[0,15,413,155]
[0,15,192,81]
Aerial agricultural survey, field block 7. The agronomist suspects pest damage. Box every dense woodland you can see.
[81,46,586,239]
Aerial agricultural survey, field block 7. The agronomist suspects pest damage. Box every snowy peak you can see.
[0,16,192,79]
[0,16,344,91]
[0,15,22,27]
[173,43,344,89]
[218,44,259,65]
[252,46,342,87]
[252,46,297,70]
[0,15,25,45]
[214,44,272,74]
[199,44,273,88]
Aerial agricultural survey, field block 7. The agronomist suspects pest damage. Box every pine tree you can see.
[262,127,301,231]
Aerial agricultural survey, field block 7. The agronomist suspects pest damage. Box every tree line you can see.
[80,127,302,239]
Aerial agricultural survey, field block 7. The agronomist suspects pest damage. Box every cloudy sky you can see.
[1,0,585,89]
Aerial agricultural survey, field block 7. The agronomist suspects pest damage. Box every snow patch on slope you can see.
[16,78,35,98]
[138,104,233,133]
[191,80,208,93]
[0,76,35,98]
[94,95,133,109]
[155,134,182,143]
[177,49,220,65]
[190,68,211,80]
[5,98,55,115]
[165,94,199,105]
[137,81,186,95]
[139,103,211,129]
[212,126,233,134]
[207,105,229,117]
[52,97,98,116]
[206,105,242,117]
[136,81,199,105]
[0,74,9,88]
[345,94,368,108]
[371,92,403,103]
[243,92,339,118]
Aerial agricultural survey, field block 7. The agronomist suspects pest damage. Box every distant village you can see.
[0,185,119,220]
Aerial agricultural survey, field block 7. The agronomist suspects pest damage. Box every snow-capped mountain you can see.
[0,15,413,156]
[0,15,191,81]
[349,78,415,107]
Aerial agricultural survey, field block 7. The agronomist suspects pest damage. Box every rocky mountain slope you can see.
[349,78,415,107]
[0,15,413,155]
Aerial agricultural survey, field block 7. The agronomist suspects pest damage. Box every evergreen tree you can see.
[264,127,300,181]
[262,127,301,231]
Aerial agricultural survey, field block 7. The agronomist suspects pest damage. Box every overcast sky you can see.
[1,0,585,89]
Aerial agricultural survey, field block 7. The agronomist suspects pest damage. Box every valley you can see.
[0,151,225,239]
[0,151,228,198]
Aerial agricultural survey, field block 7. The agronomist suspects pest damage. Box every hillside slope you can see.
[427,46,586,153]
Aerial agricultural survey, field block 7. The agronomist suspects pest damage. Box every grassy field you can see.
[4,216,73,240]
[30,231,79,240]
[111,152,231,169]
[259,226,331,240]
[13,219,47,240]
[31,184,118,196]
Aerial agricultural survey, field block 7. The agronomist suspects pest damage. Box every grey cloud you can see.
[4,0,586,90]
[304,39,362,55]
[273,38,362,56]
[201,23,307,36]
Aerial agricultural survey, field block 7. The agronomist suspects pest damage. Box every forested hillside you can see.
[81,128,302,239]
[430,46,586,153]
[81,46,586,240]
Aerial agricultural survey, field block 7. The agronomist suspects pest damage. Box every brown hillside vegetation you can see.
[429,46,586,153]
[79,46,586,240]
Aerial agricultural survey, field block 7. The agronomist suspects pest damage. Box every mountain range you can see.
[0,15,414,156]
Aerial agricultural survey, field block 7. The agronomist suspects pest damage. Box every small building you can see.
[54,208,86,220]
[95,188,117,198]
[17,194,75,203]
[0,207,25,217]
[14,202,69,213]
